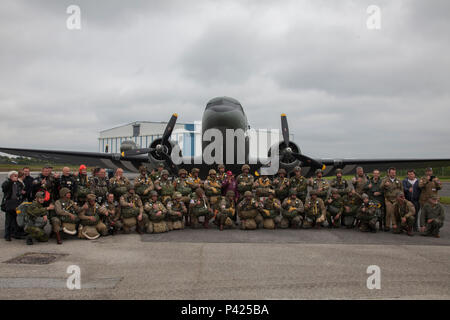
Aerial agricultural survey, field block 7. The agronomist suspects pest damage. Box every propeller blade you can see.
[159,151,179,175]
[280,113,290,148]
[161,113,178,146]
[291,152,323,169]
[123,148,154,157]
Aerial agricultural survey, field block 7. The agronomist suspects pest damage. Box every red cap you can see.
[227,171,233,176]
[79,165,87,172]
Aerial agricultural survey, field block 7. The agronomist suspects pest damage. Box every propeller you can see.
[122,114,180,174]
[279,114,325,170]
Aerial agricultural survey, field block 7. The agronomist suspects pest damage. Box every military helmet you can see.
[178,168,187,175]
[278,168,286,175]
[86,193,96,201]
[331,188,339,194]
[157,162,164,168]
[191,168,200,174]
[241,164,250,171]
[208,169,216,175]
[293,166,301,172]
[336,168,343,174]
[430,195,439,200]
[244,191,253,197]
[161,170,169,176]
[35,191,45,199]
[362,193,369,199]
[309,190,318,196]
[346,187,353,194]
[289,188,297,196]
[226,190,235,198]
[396,191,404,198]
[173,192,182,199]
[315,169,323,174]
[138,165,147,173]
[217,164,225,169]
[59,187,71,198]
[127,183,135,191]
[150,190,158,197]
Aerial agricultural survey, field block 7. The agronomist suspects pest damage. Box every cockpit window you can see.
[206,97,243,112]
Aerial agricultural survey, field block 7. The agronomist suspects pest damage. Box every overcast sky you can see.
[1,0,449,159]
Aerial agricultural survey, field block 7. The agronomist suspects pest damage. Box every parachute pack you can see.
[16,202,32,228]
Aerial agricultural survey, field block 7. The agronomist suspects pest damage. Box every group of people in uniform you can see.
[2,162,446,245]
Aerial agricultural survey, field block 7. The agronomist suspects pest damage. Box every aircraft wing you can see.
[0,147,147,172]
[318,158,450,176]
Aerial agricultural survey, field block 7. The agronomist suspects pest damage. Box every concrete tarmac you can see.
[0,173,449,299]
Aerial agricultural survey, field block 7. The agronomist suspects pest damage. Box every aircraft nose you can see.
[207,104,238,112]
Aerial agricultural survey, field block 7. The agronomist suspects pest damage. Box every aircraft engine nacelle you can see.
[120,140,138,153]
[268,141,301,173]
[147,138,182,168]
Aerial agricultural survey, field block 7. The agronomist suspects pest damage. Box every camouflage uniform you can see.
[393,197,415,236]
[279,191,304,229]
[32,173,57,205]
[254,176,273,198]
[356,195,379,233]
[154,170,175,205]
[134,173,154,203]
[102,198,123,234]
[326,190,344,228]
[109,176,130,201]
[166,193,187,230]
[216,164,227,186]
[237,191,262,230]
[150,162,165,181]
[53,189,81,234]
[120,190,148,233]
[272,169,290,201]
[79,196,109,239]
[419,176,442,207]
[363,176,385,229]
[258,193,281,229]
[25,198,49,242]
[420,198,445,237]
[352,173,369,196]
[216,191,236,230]
[236,165,254,200]
[189,190,213,229]
[89,176,110,204]
[381,176,403,230]
[303,191,326,229]
[186,168,203,192]
[342,190,362,228]
[289,168,308,203]
[204,170,222,211]
[308,170,330,202]
[330,170,349,197]
[173,169,192,226]
[145,193,169,233]
[75,173,90,204]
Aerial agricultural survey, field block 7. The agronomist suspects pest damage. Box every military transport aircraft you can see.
[1,96,450,177]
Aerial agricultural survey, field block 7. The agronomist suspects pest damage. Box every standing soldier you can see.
[273,168,290,202]
[326,189,344,228]
[75,165,90,204]
[166,192,186,231]
[79,194,108,240]
[330,169,349,197]
[109,168,130,201]
[150,162,165,181]
[134,166,154,204]
[155,170,175,205]
[364,169,385,230]
[253,173,273,199]
[189,188,213,229]
[308,169,330,202]
[24,192,51,245]
[216,190,236,231]
[289,166,308,204]
[186,168,203,193]
[236,164,254,201]
[303,190,326,229]
[356,194,379,233]
[32,166,57,205]
[57,167,77,200]
[279,189,304,229]
[173,168,193,226]
[237,191,262,230]
[392,192,415,236]
[216,164,227,185]
[102,193,122,235]
[53,188,80,244]
[89,168,110,204]
[144,191,168,233]
[120,184,148,234]
[381,167,403,232]
[203,169,222,213]
[420,195,445,238]
[352,167,369,196]
[341,188,362,228]
[419,168,442,208]
[258,190,281,229]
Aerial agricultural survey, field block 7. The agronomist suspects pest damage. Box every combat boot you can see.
[26,236,33,245]
[219,224,224,231]
[55,231,62,245]
[136,224,143,235]
[203,218,209,229]
[407,226,414,237]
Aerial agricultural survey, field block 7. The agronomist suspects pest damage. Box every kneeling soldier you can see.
[166,192,187,231]
[420,195,445,238]
[342,188,362,228]
[103,193,123,235]
[204,169,222,213]
[189,188,213,229]
[145,191,169,233]
[120,184,148,234]
[134,166,154,203]
[279,189,304,229]
[259,190,281,229]
[393,192,415,236]
[238,191,262,230]
[79,194,108,240]
[326,189,344,228]
[53,187,80,244]
[356,194,378,233]
[25,192,52,245]
[154,170,175,205]
[303,190,326,229]
[216,190,236,231]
